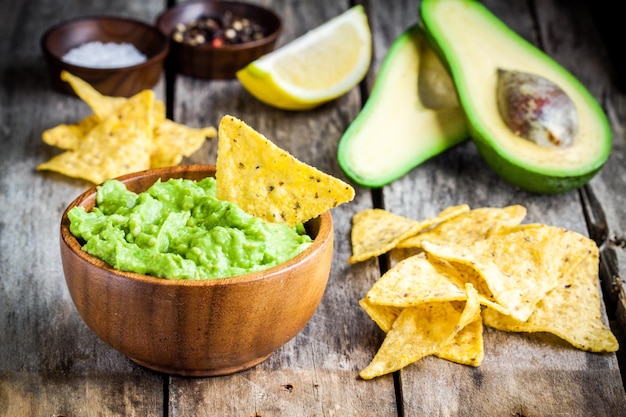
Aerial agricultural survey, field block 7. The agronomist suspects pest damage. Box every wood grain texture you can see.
[1,0,625,415]
[0,0,167,415]
[381,0,626,415]
[578,0,626,382]
[168,0,399,415]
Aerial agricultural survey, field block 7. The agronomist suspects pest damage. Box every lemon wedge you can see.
[236,5,372,110]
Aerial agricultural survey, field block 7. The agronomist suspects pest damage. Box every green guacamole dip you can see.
[68,177,313,280]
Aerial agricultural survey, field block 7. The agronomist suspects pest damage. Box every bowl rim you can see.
[155,0,282,52]
[60,165,333,287]
[40,15,171,72]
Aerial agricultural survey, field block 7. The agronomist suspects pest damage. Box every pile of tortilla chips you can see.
[37,71,216,184]
[351,205,619,380]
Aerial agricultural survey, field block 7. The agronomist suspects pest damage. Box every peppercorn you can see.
[171,11,268,47]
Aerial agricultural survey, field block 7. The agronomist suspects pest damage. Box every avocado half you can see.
[337,24,468,188]
[420,0,612,194]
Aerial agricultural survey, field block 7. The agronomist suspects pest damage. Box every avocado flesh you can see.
[337,24,468,188]
[420,0,612,194]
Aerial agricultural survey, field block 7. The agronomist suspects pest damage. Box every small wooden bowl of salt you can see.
[41,16,170,97]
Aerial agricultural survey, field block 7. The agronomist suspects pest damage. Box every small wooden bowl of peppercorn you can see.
[41,16,169,97]
[156,0,282,79]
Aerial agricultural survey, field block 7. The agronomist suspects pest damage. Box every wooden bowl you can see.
[59,165,333,376]
[156,1,281,79]
[41,16,170,97]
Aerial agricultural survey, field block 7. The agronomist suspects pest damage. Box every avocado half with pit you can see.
[337,24,468,188]
[420,0,612,194]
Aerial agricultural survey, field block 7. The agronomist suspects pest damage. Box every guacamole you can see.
[68,177,313,280]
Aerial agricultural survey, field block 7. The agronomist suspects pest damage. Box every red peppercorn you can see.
[171,12,267,47]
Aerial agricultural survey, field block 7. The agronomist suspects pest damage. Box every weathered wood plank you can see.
[374,0,626,415]
[581,0,626,382]
[2,0,624,415]
[541,0,626,389]
[0,0,167,415]
[168,0,398,415]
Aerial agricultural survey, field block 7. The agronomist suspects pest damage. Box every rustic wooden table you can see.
[2,0,626,415]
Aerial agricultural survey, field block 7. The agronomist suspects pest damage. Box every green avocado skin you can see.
[420,0,612,194]
[337,24,468,188]
[471,128,603,194]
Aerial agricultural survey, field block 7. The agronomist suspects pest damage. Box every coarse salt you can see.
[62,41,147,69]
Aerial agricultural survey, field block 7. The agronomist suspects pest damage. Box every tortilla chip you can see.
[452,284,482,330]
[411,204,472,232]
[435,317,484,366]
[349,205,470,265]
[151,119,217,167]
[359,283,480,379]
[215,115,354,226]
[349,209,425,264]
[487,222,544,236]
[359,298,402,333]
[388,246,422,267]
[427,253,511,316]
[40,73,216,182]
[42,106,209,171]
[62,70,167,123]
[37,89,154,184]
[482,242,618,352]
[61,70,127,120]
[421,225,585,322]
[398,205,526,249]
[365,252,467,307]
[42,114,99,150]
[360,303,457,379]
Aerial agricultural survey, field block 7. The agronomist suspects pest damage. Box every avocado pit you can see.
[497,69,578,147]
